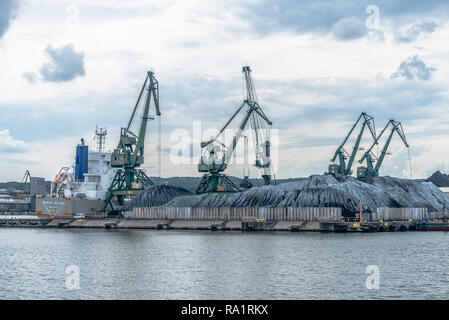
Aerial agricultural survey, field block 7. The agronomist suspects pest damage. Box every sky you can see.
[0,0,449,182]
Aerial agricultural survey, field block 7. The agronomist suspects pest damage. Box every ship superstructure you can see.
[58,127,117,200]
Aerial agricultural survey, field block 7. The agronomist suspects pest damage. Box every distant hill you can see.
[426,170,449,187]
[0,176,305,194]
[0,181,52,192]
[0,181,23,190]
[4,173,442,194]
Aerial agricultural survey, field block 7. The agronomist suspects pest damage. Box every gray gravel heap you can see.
[162,174,449,214]
[121,184,192,211]
[426,170,449,187]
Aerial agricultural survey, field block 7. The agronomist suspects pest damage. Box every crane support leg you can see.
[103,169,153,213]
[196,173,241,194]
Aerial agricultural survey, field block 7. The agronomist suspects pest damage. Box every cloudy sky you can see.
[1,0,448,181]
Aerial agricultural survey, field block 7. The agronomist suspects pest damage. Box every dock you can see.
[1,216,448,232]
[1,206,448,232]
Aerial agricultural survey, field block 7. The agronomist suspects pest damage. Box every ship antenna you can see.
[95,126,108,152]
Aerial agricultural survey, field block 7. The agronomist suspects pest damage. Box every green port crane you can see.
[196,66,272,194]
[103,71,161,212]
[357,119,409,178]
[328,112,376,175]
[22,170,31,193]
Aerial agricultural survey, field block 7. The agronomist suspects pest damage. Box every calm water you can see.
[1,228,448,299]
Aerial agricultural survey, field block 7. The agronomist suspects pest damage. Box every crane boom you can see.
[331,113,363,163]
[131,72,159,166]
[357,119,409,178]
[126,75,148,130]
[329,112,376,175]
[224,102,256,165]
[346,116,375,174]
[243,66,272,185]
[375,120,408,173]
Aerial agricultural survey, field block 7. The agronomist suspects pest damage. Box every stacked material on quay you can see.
[121,185,191,211]
[159,174,449,215]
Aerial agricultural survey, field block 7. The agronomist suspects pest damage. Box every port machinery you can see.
[196,66,273,194]
[21,170,31,193]
[50,167,70,197]
[103,71,161,212]
[328,113,411,178]
[357,119,410,178]
[328,112,377,176]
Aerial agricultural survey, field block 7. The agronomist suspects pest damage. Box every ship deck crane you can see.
[328,112,376,175]
[357,119,409,178]
[196,66,272,194]
[103,71,161,212]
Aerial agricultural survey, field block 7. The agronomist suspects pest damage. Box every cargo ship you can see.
[36,127,116,217]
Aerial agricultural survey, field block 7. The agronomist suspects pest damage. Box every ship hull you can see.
[417,222,449,231]
[35,196,104,218]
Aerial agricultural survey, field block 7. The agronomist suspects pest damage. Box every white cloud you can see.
[391,55,436,80]
[39,43,85,82]
[0,0,20,39]
[332,17,366,40]
[0,129,28,153]
[395,20,439,43]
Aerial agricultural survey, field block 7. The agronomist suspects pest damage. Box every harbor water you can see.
[1,228,448,299]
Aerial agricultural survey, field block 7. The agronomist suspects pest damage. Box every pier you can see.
[1,206,448,232]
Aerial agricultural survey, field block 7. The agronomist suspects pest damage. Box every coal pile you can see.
[163,174,449,215]
[426,170,449,187]
[121,185,192,211]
